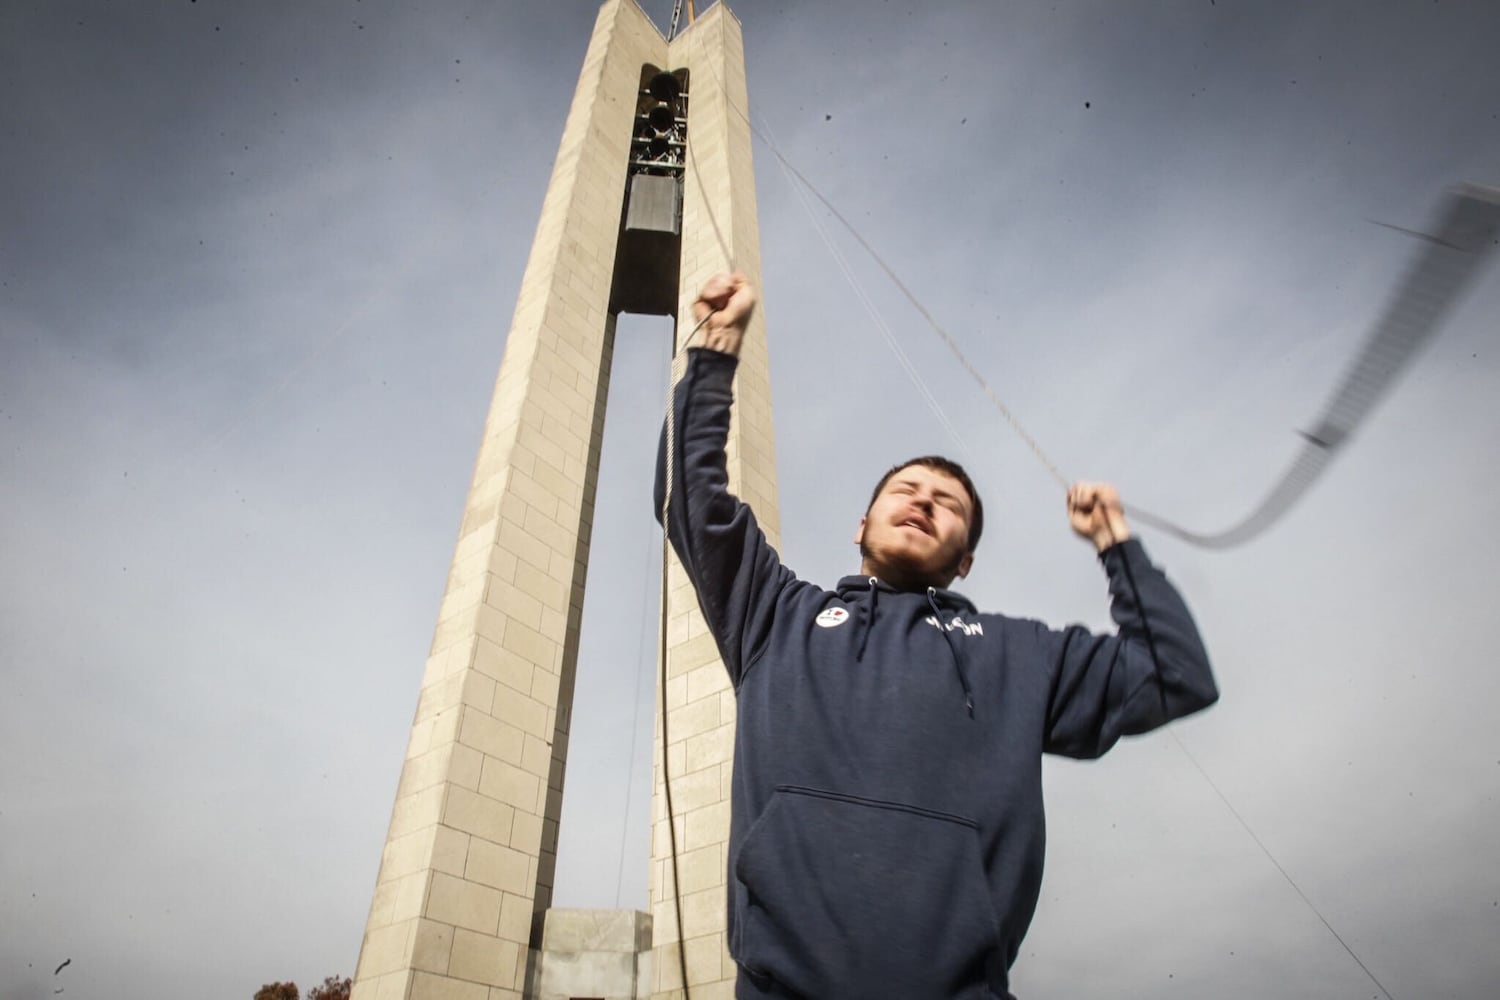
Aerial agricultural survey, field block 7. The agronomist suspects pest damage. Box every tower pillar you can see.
[350,4,774,999]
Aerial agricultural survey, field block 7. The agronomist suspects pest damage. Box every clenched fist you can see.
[692,272,756,356]
[1067,481,1132,552]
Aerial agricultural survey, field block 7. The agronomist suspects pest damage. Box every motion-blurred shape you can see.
[1133,183,1500,549]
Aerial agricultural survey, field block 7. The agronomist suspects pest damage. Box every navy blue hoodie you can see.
[656,349,1218,999]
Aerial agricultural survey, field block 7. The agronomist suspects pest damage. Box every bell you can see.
[647,71,680,102]
[648,102,675,133]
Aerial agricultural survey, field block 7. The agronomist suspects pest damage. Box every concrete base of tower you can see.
[527,908,654,1000]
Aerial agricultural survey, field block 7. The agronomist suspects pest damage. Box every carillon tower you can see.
[350,2,776,998]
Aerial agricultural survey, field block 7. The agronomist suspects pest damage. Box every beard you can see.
[860,532,967,588]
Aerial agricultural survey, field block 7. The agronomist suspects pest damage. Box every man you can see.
[656,272,1218,999]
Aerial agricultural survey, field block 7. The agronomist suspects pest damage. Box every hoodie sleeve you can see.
[1041,538,1218,759]
[654,348,796,688]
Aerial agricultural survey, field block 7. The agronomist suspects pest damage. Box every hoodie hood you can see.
[835,575,979,717]
[834,575,980,614]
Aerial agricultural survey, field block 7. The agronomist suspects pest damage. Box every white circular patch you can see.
[815,606,850,628]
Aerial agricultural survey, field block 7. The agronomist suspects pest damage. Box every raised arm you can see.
[654,275,795,687]
[1042,484,1219,758]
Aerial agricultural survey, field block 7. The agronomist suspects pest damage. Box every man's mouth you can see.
[897,515,933,536]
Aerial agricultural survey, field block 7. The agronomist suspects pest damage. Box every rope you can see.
[657,307,715,1000]
[676,32,1500,1000]
[649,47,749,989]
[699,58,1427,995]
[734,86,1499,541]
[648,41,743,994]
[747,120,1069,491]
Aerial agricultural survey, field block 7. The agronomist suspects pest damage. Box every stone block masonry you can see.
[351,3,775,999]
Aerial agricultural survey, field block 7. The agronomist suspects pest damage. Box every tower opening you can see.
[610,66,689,317]
[550,314,671,913]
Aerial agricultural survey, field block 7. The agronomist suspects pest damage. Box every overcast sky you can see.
[3,1,1499,998]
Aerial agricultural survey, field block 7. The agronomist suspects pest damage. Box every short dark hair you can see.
[867,455,984,553]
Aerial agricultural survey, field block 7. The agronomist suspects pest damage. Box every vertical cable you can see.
[657,309,714,1000]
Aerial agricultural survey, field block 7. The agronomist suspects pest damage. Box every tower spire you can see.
[668,0,697,41]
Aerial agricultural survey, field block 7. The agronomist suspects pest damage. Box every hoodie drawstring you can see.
[928,587,975,718]
[855,576,879,662]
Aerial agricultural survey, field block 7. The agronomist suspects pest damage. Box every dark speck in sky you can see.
[1085,101,1091,108]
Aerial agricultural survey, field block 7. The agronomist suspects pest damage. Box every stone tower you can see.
[350,2,775,999]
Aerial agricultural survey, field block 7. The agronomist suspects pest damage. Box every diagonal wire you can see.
[740,88,1500,544]
[1169,730,1396,1000]
[758,117,976,466]
[753,133,1069,491]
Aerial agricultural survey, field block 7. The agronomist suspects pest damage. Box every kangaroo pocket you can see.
[733,785,1001,998]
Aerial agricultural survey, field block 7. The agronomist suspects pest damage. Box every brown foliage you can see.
[307,976,352,1000]
[254,984,298,1000]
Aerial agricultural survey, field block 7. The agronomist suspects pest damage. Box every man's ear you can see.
[853,516,867,546]
[955,551,974,580]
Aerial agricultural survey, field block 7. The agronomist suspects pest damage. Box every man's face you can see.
[855,463,975,587]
